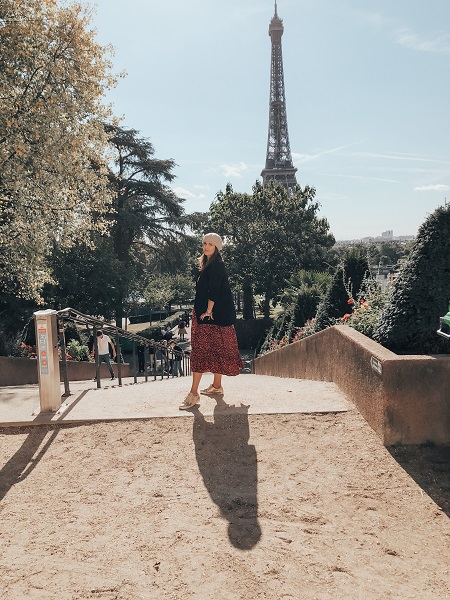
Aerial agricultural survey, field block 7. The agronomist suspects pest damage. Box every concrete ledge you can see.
[253,325,450,445]
[0,356,130,386]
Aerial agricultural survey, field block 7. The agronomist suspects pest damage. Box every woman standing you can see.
[180,233,243,410]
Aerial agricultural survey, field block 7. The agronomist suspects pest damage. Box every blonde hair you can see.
[197,247,221,271]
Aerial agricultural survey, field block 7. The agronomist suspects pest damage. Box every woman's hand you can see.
[200,311,213,321]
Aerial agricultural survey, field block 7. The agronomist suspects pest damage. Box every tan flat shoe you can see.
[200,384,224,395]
[179,393,200,410]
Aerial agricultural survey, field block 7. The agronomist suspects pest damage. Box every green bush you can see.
[64,323,81,344]
[373,206,450,353]
[341,272,389,339]
[313,248,370,332]
[65,339,89,361]
[257,270,330,354]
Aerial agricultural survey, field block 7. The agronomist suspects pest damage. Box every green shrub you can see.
[65,339,89,361]
[257,270,330,354]
[341,271,389,339]
[313,248,370,332]
[373,206,450,353]
[64,323,81,344]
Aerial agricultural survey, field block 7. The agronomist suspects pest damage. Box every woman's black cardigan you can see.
[194,259,236,326]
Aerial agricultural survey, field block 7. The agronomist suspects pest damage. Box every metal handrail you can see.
[56,307,190,394]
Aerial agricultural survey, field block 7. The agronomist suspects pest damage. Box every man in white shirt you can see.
[94,330,116,380]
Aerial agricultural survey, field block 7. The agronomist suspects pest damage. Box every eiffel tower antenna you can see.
[261,2,298,191]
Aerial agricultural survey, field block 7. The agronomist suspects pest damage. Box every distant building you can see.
[336,231,415,246]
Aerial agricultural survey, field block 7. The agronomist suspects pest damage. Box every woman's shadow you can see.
[192,399,261,550]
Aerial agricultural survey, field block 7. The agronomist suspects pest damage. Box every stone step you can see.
[0,374,352,427]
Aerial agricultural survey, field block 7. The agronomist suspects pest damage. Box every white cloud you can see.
[172,187,196,200]
[194,184,210,191]
[349,151,450,166]
[414,184,450,192]
[292,144,352,165]
[320,173,400,184]
[219,162,248,178]
[395,28,450,54]
[353,10,450,55]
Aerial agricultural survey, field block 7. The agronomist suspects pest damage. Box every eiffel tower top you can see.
[269,1,284,39]
[261,1,298,192]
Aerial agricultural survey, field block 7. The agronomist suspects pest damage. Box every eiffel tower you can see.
[261,1,298,191]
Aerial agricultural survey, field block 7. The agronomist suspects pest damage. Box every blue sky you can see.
[84,0,450,240]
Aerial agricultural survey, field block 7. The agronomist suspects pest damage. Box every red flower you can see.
[342,313,351,321]
[347,299,353,304]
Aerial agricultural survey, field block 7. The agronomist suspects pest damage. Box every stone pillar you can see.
[34,310,61,412]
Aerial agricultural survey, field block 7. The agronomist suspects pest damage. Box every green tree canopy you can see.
[0,0,118,301]
[104,124,186,325]
[209,181,335,318]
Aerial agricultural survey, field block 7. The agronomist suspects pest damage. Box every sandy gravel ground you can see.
[0,409,449,600]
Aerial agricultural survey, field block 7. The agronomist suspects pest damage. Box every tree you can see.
[258,269,331,355]
[281,269,332,331]
[105,124,186,326]
[0,0,118,301]
[374,206,450,353]
[143,273,194,314]
[43,236,127,319]
[209,181,335,319]
[312,248,370,332]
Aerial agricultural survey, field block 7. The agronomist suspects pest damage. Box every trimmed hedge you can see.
[374,206,450,353]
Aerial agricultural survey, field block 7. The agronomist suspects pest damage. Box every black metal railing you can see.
[56,307,190,394]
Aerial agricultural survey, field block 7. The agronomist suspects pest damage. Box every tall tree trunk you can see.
[264,278,273,320]
[115,304,123,329]
[243,279,253,320]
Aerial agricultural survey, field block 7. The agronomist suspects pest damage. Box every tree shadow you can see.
[0,388,92,504]
[0,426,60,503]
[388,443,450,518]
[192,399,261,550]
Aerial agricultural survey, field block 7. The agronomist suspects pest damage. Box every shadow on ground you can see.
[388,443,450,518]
[0,426,60,503]
[192,399,261,550]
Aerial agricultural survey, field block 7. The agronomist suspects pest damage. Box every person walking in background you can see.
[148,339,156,373]
[93,330,116,381]
[179,233,243,410]
[137,341,146,373]
[178,319,187,341]
[170,340,184,377]
[161,338,170,374]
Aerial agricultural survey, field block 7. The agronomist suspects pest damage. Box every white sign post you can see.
[34,310,61,412]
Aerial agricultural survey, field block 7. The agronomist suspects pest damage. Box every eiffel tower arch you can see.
[261,2,298,192]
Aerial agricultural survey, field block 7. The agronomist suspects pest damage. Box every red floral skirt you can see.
[190,311,243,376]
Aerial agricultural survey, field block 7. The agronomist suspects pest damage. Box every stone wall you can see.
[253,325,450,446]
[0,356,130,387]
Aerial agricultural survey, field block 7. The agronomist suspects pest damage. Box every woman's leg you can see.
[190,371,203,394]
[212,373,222,389]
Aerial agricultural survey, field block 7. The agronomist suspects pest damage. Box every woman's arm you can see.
[201,300,215,321]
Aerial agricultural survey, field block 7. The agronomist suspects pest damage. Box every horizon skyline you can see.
[84,0,450,240]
